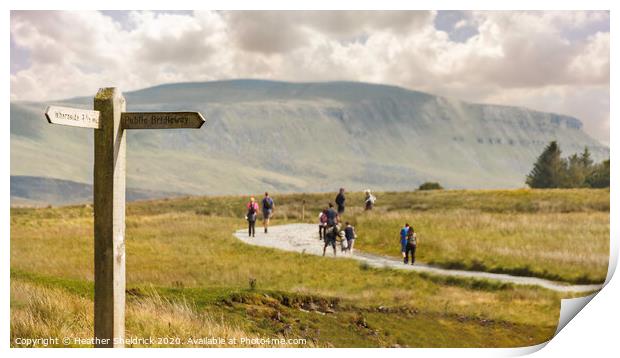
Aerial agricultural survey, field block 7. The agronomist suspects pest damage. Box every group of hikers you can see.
[245,192,275,237]
[317,201,356,257]
[399,223,418,265]
[244,188,418,265]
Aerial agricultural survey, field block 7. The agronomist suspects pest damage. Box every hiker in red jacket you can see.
[246,196,259,237]
[318,207,328,239]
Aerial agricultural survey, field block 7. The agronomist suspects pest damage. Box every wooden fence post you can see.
[93,88,126,347]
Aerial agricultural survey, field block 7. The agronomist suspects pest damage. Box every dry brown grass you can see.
[10,280,302,348]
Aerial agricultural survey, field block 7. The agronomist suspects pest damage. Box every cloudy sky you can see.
[10,10,610,144]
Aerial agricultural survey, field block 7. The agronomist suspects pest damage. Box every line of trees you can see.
[526,141,609,189]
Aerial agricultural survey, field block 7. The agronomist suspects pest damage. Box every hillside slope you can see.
[10,176,183,206]
[10,79,608,198]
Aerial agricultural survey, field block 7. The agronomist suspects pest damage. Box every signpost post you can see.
[45,88,205,347]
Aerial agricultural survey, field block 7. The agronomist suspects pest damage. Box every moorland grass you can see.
[103,188,610,283]
[10,278,293,348]
[10,188,607,347]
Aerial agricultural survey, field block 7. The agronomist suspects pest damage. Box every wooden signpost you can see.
[122,112,205,129]
[45,105,101,129]
[46,88,205,348]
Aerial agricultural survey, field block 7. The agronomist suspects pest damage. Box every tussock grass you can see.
[10,279,295,347]
[11,280,92,347]
[11,272,557,348]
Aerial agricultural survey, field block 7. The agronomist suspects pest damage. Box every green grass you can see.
[353,210,608,284]
[353,189,609,284]
[10,188,608,347]
[103,188,609,283]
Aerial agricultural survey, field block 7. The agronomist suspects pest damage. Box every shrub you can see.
[418,182,443,191]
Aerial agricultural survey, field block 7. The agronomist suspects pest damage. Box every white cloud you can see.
[9,10,609,144]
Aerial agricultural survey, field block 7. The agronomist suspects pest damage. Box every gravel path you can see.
[234,223,602,293]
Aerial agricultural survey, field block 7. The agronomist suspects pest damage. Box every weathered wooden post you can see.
[301,199,306,221]
[93,88,126,347]
[45,87,205,348]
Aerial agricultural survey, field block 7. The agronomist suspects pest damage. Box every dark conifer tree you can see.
[580,147,594,169]
[564,153,585,188]
[586,159,610,188]
[526,141,566,188]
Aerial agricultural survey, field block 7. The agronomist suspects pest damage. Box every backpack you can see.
[326,209,337,226]
[247,203,257,221]
[326,224,341,237]
[408,233,417,246]
[320,211,328,224]
[263,197,273,210]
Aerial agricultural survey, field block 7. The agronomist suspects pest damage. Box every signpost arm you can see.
[93,88,126,348]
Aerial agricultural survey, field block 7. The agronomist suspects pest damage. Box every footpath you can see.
[234,223,603,293]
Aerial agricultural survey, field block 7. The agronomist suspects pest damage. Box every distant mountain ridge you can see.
[10,79,608,204]
[10,176,183,207]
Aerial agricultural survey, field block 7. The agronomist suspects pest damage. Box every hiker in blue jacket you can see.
[400,223,410,264]
[262,192,275,234]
